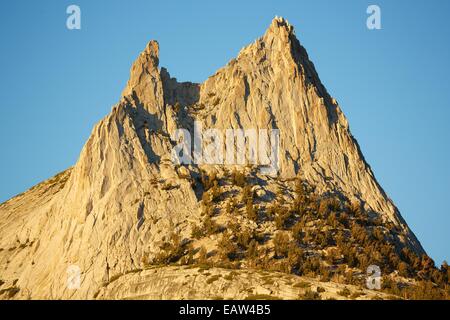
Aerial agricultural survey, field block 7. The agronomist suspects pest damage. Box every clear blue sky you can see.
[0,0,449,265]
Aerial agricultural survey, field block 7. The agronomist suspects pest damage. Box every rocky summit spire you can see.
[265,16,295,37]
[122,40,166,123]
[0,18,428,300]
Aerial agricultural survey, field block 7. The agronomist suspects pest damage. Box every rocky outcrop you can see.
[0,17,424,300]
[95,266,394,300]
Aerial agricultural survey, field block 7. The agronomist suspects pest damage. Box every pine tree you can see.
[398,262,409,278]
[246,199,257,221]
[292,222,303,243]
[231,169,246,187]
[246,240,259,259]
[198,246,208,265]
[191,223,205,239]
[287,243,303,270]
[294,178,308,207]
[210,180,221,202]
[237,229,252,249]
[241,185,253,203]
[273,232,290,258]
[204,215,219,235]
[218,232,238,261]
[225,200,233,215]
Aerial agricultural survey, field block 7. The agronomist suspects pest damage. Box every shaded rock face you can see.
[0,17,423,299]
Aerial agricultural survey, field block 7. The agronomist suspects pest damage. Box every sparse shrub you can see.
[201,192,214,217]
[293,179,308,208]
[241,185,253,203]
[318,199,330,217]
[201,170,217,191]
[202,190,213,205]
[246,240,259,259]
[292,222,304,243]
[204,215,219,235]
[326,248,341,264]
[338,212,350,228]
[347,201,362,217]
[191,223,205,239]
[236,229,252,249]
[246,199,257,221]
[274,211,291,230]
[318,197,340,217]
[300,257,322,276]
[202,205,214,218]
[351,223,368,244]
[327,212,338,228]
[231,169,246,187]
[338,287,351,297]
[372,227,385,242]
[180,244,195,265]
[197,246,208,265]
[273,232,290,258]
[398,262,410,277]
[174,102,181,113]
[225,200,234,215]
[302,289,321,300]
[319,266,332,282]
[154,232,186,264]
[287,244,304,271]
[228,221,240,234]
[210,180,221,202]
[218,232,238,261]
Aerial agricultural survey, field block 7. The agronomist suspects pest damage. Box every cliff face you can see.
[0,17,424,300]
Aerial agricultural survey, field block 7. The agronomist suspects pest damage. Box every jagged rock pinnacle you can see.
[267,16,295,35]
[121,40,166,122]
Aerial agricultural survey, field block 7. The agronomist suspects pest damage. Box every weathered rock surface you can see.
[0,17,423,300]
[96,266,393,300]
